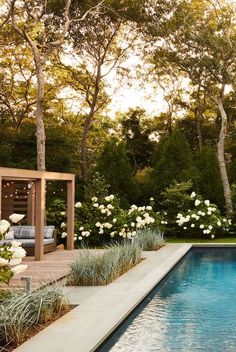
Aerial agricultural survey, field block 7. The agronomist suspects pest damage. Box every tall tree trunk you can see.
[195,107,203,151]
[217,97,233,214]
[31,43,46,171]
[80,113,92,181]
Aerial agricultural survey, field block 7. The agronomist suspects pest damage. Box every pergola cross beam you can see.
[0,167,75,261]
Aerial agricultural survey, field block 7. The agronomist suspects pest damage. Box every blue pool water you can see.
[99,248,236,352]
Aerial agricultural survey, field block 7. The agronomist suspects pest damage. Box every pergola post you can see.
[35,178,45,261]
[67,179,75,250]
[0,176,2,220]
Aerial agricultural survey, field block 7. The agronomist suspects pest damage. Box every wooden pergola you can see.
[0,167,75,261]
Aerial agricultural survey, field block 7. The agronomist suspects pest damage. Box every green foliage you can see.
[67,242,142,286]
[121,108,154,171]
[0,284,68,348]
[136,228,165,251]
[151,129,199,199]
[195,146,224,208]
[47,199,66,241]
[95,138,137,207]
[0,266,14,286]
[133,167,153,205]
[161,181,193,221]
[84,172,110,201]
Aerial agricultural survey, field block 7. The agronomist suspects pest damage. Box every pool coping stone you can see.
[14,244,192,352]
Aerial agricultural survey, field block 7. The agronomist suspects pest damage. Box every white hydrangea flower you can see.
[107,204,113,210]
[211,234,215,239]
[75,202,82,208]
[99,229,104,234]
[191,224,195,228]
[78,236,83,240]
[93,203,99,208]
[217,221,221,226]
[183,227,187,230]
[79,226,84,231]
[11,264,27,275]
[150,197,154,201]
[61,232,67,238]
[107,210,112,216]
[0,258,8,266]
[60,211,65,216]
[204,200,210,206]
[105,195,114,202]
[99,204,105,209]
[208,225,213,230]
[11,240,21,248]
[190,192,196,198]
[61,222,66,229]
[0,220,10,236]
[146,206,152,211]
[10,246,26,259]
[200,224,204,229]
[113,218,117,224]
[101,209,106,214]
[195,200,201,206]
[9,213,25,224]
[92,197,98,202]
[136,216,142,223]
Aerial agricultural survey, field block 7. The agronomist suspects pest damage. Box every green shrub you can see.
[136,228,165,251]
[0,284,68,348]
[67,242,142,286]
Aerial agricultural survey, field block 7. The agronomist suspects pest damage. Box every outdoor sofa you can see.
[0,225,57,256]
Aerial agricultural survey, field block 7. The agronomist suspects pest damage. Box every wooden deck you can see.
[0,249,103,291]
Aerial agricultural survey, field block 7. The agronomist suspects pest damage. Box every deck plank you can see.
[0,249,104,290]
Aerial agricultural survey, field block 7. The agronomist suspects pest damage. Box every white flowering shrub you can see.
[175,192,232,238]
[0,215,27,284]
[160,181,232,238]
[74,195,162,246]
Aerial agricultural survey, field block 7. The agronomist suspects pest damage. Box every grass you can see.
[136,228,165,251]
[0,283,68,349]
[166,236,236,243]
[67,242,142,286]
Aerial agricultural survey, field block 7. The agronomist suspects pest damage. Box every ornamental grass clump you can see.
[136,229,165,251]
[68,242,142,286]
[0,284,68,348]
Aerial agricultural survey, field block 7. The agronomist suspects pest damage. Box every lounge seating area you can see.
[0,225,57,255]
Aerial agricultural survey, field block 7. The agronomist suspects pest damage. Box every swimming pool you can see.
[98,247,236,352]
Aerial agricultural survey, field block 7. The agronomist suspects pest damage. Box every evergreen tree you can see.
[151,129,199,201]
[195,146,224,209]
[95,138,137,206]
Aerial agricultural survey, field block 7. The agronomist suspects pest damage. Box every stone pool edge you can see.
[14,244,192,352]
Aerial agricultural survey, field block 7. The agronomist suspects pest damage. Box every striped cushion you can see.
[44,226,55,239]
[10,225,55,239]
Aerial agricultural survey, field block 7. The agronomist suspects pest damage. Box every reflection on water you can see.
[99,248,236,352]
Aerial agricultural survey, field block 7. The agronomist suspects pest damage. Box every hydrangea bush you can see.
[0,214,27,284]
[73,195,162,246]
[161,190,232,238]
[174,192,231,238]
